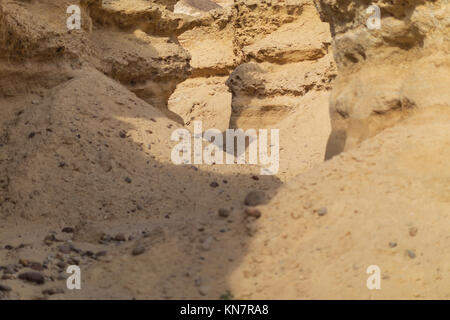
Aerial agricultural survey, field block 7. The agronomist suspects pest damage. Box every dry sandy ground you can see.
[0,0,449,300]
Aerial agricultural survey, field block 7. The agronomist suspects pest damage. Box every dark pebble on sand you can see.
[407,250,416,259]
[58,245,71,254]
[132,245,145,256]
[18,271,45,284]
[62,227,74,233]
[0,284,12,292]
[114,233,126,242]
[218,208,230,218]
[244,190,266,206]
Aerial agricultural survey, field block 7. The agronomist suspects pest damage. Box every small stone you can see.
[201,237,213,251]
[83,250,95,258]
[244,190,266,206]
[57,261,66,269]
[57,272,68,280]
[124,177,132,184]
[132,245,145,256]
[210,182,219,188]
[19,259,30,267]
[58,245,71,254]
[62,227,74,233]
[303,201,313,209]
[245,207,262,219]
[30,262,43,271]
[18,271,45,284]
[407,250,416,259]
[409,227,418,237]
[42,288,64,296]
[101,234,112,242]
[114,233,126,242]
[317,207,328,216]
[119,130,127,138]
[0,284,12,292]
[4,265,16,275]
[95,250,107,258]
[389,242,397,248]
[198,286,210,296]
[71,247,82,254]
[44,234,56,245]
[218,208,230,218]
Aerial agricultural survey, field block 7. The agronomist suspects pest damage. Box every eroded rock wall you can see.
[313,0,450,158]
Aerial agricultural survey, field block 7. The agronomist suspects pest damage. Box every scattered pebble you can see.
[218,208,230,218]
[245,207,262,219]
[4,265,16,275]
[101,234,112,242]
[132,245,146,256]
[58,245,71,254]
[114,233,126,242]
[406,250,416,259]
[409,227,418,237]
[198,286,209,296]
[0,284,12,292]
[244,190,266,206]
[95,250,107,258]
[62,227,74,233]
[201,237,213,251]
[124,177,132,184]
[119,130,127,138]
[18,271,45,284]
[389,242,397,248]
[317,207,328,216]
[57,272,68,280]
[42,288,64,296]
[44,233,56,245]
[303,201,313,209]
[210,182,219,188]
[30,262,44,271]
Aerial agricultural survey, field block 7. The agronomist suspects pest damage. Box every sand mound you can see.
[0,0,448,300]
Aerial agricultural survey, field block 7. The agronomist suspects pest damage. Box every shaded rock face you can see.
[170,0,337,177]
[174,0,221,17]
[225,0,336,131]
[313,0,450,159]
[225,1,450,300]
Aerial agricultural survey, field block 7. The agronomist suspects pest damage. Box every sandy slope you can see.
[0,0,449,300]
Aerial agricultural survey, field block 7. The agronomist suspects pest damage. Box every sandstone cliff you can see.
[0,0,448,300]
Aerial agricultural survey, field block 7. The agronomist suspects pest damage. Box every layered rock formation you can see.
[314,0,450,158]
[228,0,450,299]
[0,0,448,300]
